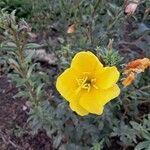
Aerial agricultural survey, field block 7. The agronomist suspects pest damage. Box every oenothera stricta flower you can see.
[56,51,120,116]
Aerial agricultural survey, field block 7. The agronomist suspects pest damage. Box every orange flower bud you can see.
[126,58,150,73]
[125,2,138,16]
[122,72,135,87]
[122,58,150,87]
[67,24,76,34]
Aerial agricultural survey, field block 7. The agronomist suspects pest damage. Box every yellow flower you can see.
[56,51,120,116]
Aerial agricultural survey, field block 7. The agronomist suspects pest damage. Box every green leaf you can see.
[91,139,104,150]
[25,43,42,49]
[8,58,19,68]
[25,49,35,64]
[107,10,114,18]
[0,42,17,52]
[8,73,26,87]
[142,132,150,141]
[36,83,44,100]
[27,63,37,79]
[135,141,150,150]
[130,121,141,130]
[53,135,63,149]
[13,91,30,99]
[147,143,150,150]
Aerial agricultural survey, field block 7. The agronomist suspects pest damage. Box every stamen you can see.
[75,86,82,94]
[93,84,98,89]
[76,74,98,93]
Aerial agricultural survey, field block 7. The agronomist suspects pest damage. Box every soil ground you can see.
[0,75,52,150]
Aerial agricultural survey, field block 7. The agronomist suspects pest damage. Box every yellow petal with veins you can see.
[79,84,120,115]
[69,97,89,116]
[71,51,103,73]
[96,66,120,89]
[56,68,79,102]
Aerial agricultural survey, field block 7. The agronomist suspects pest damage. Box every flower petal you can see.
[56,68,79,102]
[69,98,89,116]
[79,84,120,115]
[71,51,103,73]
[97,66,120,89]
[79,89,104,115]
[99,84,120,104]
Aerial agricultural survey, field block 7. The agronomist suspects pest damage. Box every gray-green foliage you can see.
[0,10,50,131]
[96,46,123,66]
[131,115,150,150]
[0,0,31,18]
[0,1,150,149]
[26,0,125,48]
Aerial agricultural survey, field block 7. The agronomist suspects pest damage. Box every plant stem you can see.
[92,0,102,18]
[108,10,124,30]
[11,28,38,105]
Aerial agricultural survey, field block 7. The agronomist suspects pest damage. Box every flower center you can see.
[76,72,98,94]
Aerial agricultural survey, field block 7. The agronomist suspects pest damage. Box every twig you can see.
[92,0,102,18]
[139,85,150,90]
